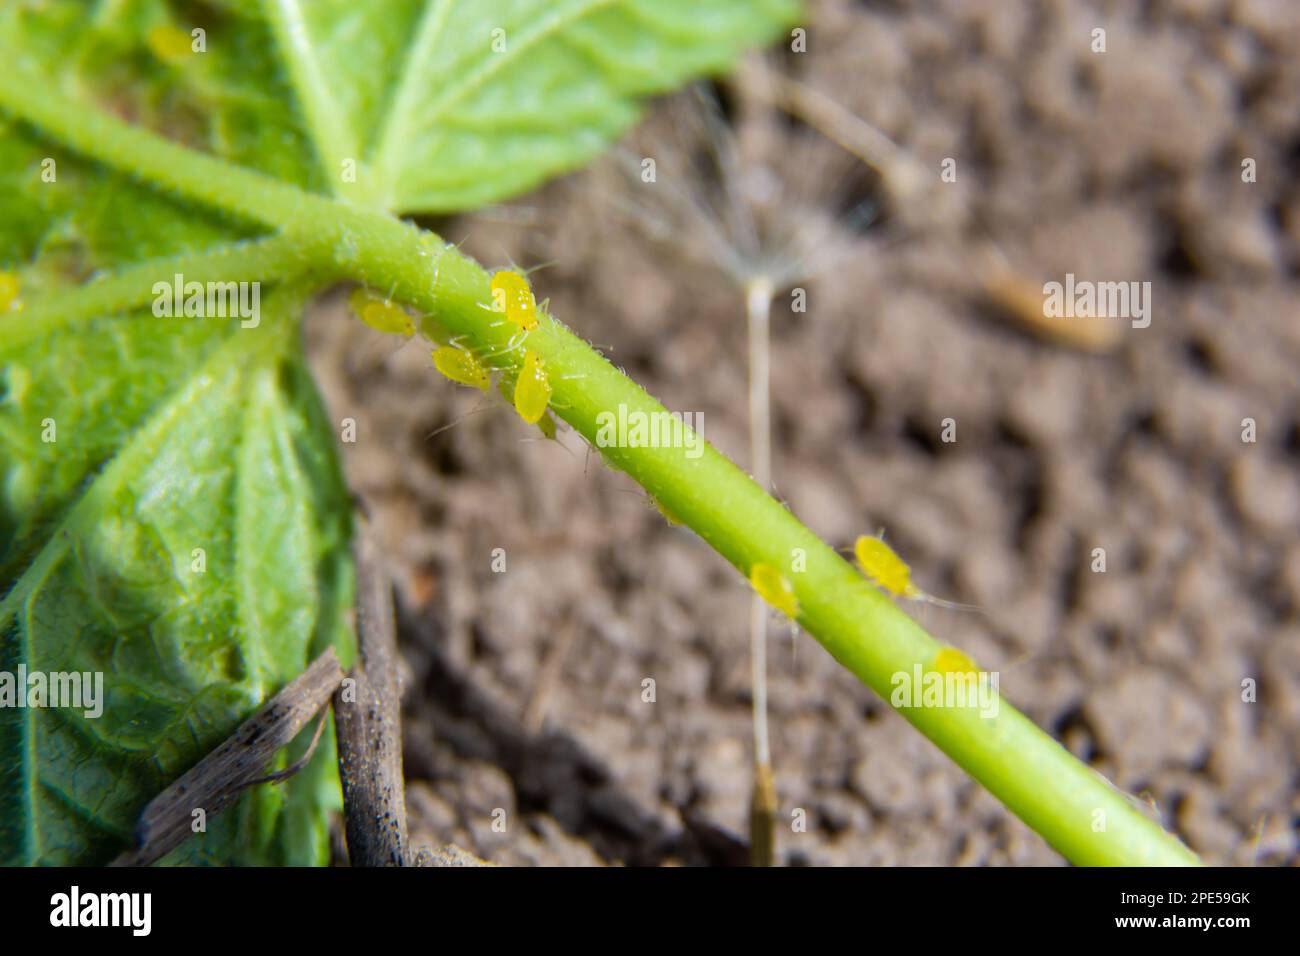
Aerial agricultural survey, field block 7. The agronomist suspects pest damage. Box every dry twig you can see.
[112,648,344,866]
[333,531,410,866]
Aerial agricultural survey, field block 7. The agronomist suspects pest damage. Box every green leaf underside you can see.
[0,0,346,864]
[0,291,352,865]
[1,1,796,864]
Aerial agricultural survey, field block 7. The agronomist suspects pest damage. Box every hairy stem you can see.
[0,63,328,230]
[0,74,1202,867]
[1,234,322,348]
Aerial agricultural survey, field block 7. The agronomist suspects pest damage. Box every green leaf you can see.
[0,0,794,865]
[263,0,802,210]
[1,0,354,861]
[4,0,798,212]
[0,290,352,865]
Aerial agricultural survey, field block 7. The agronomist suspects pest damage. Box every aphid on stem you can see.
[853,533,980,613]
[490,269,538,332]
[933,646,979,675]
[512,349,552,425]
[349,286,415,337]
[432,345,490,391]
[653,496,683,526]
[749,562,799,619]
[487,374,560,442]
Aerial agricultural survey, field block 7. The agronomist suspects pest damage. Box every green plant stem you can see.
[2,234,322,348]
[0,65,327,230]
[0,75,1202,867]
[234,204,1210,867]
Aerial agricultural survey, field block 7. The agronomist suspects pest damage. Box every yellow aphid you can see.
[933,647,979,675]
[653,497,682,526]
[513,349,551,424]
[854,534,978,612]
[490,270,538,332]
[498,375,556,437]
[432,345,490,391]
[854,535,918,599]
[750,563,799,619]
[146,24,194,63]
[0,272,19,313]
[349,287,414,337]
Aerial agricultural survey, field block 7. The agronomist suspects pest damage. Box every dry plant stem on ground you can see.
[112,649,344,867]
[0,69,1202,866]
[333,532,409,867]
[112,533,464,869]
[339,534,489,868]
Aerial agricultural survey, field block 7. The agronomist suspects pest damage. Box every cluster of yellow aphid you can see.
[747,534,979,669]
[348,269,554,432]
[353,269,975,670]
[487,270,553,424]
